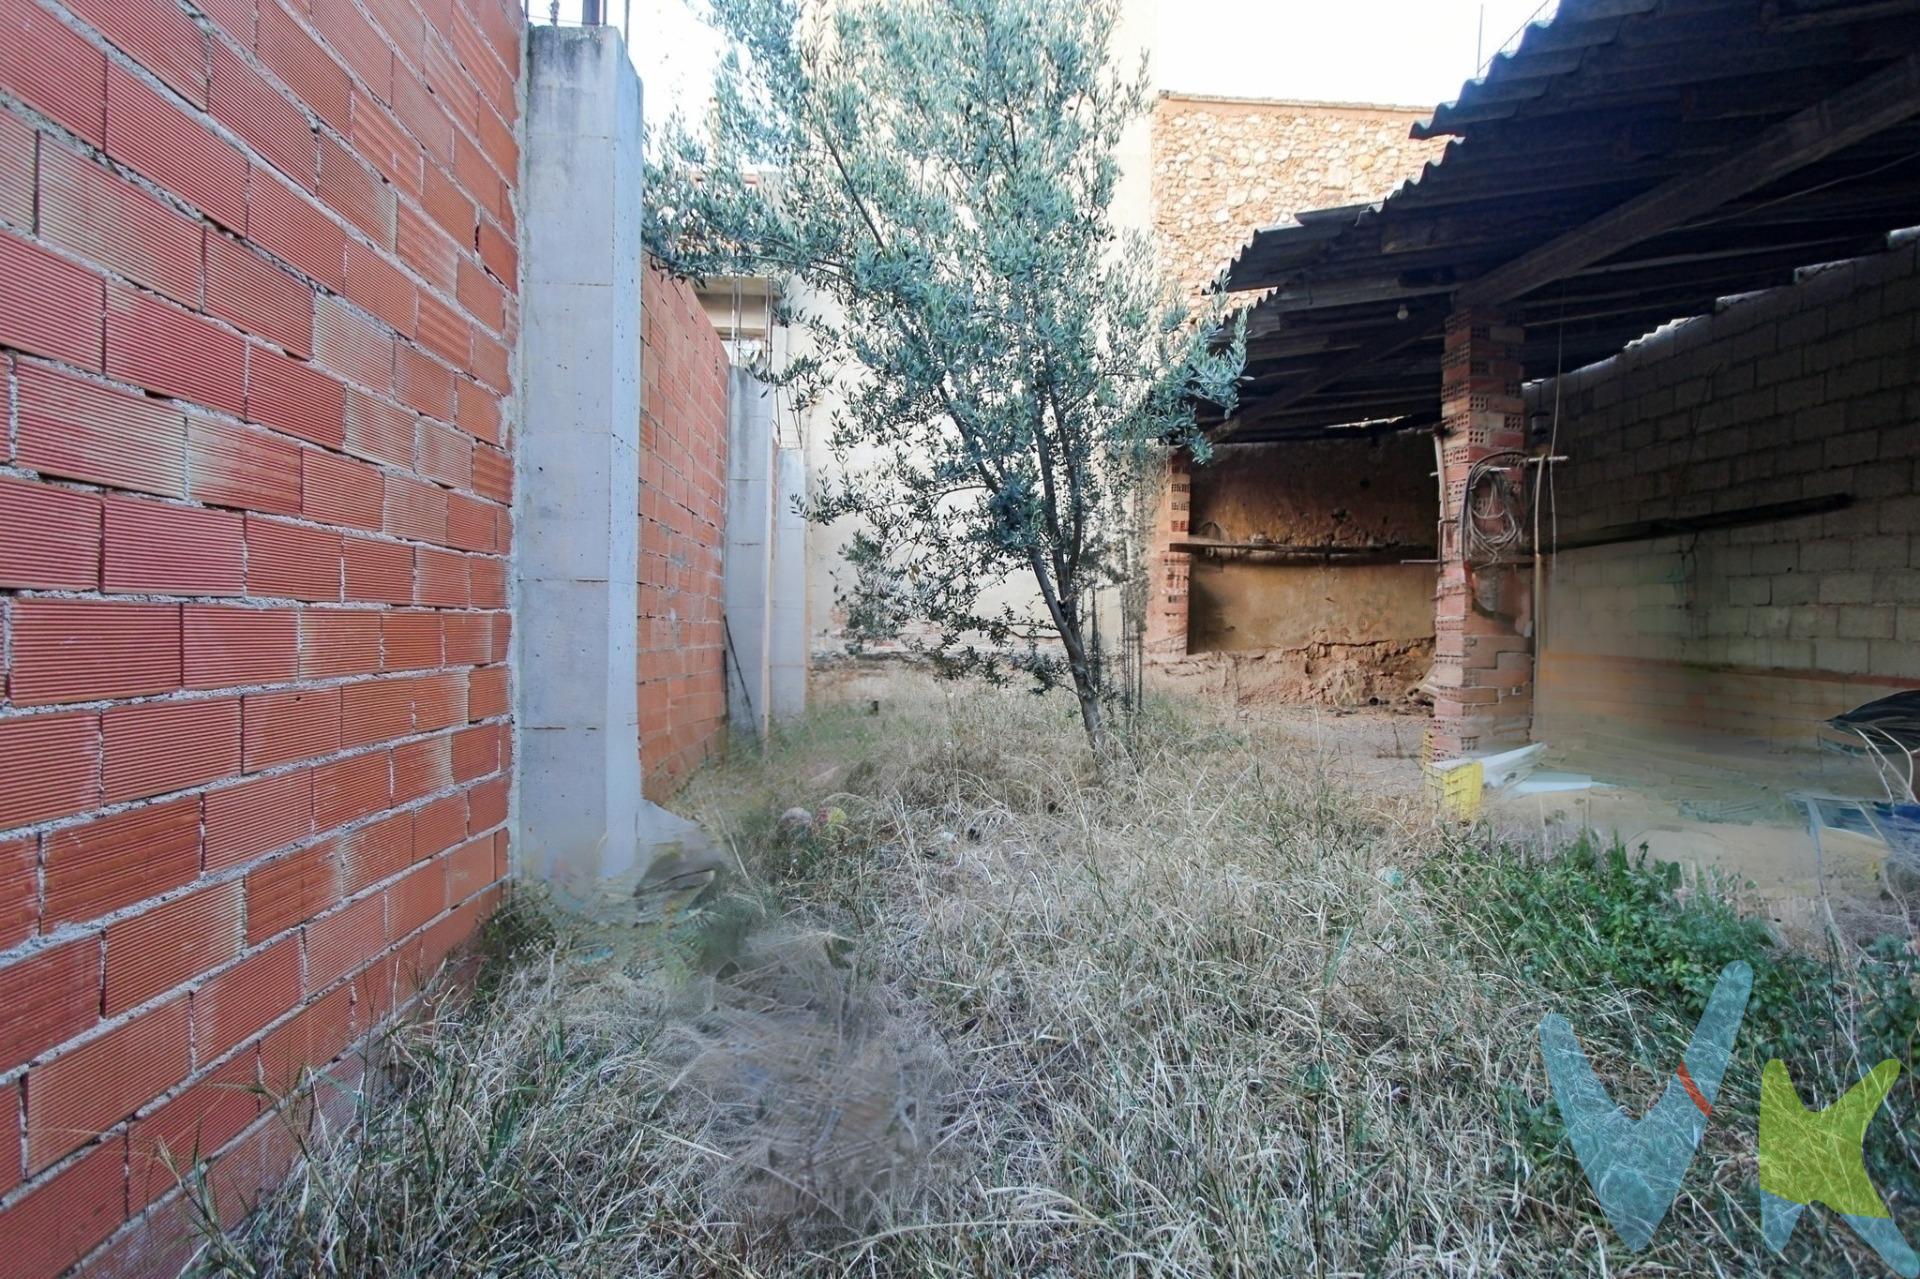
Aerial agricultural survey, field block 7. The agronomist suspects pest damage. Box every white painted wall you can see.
[724,366,777,734]
[770,443,810,717]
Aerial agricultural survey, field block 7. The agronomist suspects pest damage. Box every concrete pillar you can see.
[516,26,714,910]
[769,443,809,720]
[724,367,776,735]
[1431,306,1535,756]
[1144,452,1192,661]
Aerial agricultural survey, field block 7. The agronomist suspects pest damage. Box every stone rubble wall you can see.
[1143,96,1445,708]
[1151,94,1443,298]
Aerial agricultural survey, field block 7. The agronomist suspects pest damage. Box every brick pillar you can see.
[1144,452,1192,660]
[1431,308,1535,756]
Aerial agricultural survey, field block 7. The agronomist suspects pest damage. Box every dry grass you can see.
[194,674,1918,1277]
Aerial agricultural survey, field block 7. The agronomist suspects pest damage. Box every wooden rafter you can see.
[1456,52,1920,308]
[1218,53,1920,438]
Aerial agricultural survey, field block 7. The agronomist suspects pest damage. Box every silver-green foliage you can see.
[644,0,1245,748]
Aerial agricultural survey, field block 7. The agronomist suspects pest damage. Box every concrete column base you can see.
[516,25,720,916]
[724,367,776,737]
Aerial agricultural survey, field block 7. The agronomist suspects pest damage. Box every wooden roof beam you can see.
[1214,298,1453,436]
[1221,54,1920,436]
[1214,415,1436,445]
[1457,52,1920,309]
[1763,0,1920,32]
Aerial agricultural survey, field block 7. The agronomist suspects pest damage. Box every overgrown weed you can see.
[198,674,1918,1277]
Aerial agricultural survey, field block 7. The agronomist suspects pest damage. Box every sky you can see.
[551,0,1556,124]
[1151,0,1554,107]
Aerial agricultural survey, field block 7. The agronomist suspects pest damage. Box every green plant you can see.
[1428,830,1920,1264]
[1852,936,1920,1216]
[202,675,1913,1277]
[1427,835,1828,1066]
[645,0,1245,751]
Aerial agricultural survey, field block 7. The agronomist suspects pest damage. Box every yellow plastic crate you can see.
[1425,758,1484,821]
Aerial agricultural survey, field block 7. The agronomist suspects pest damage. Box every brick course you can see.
[1432,309,1534,756]
[639,265,730,797]
[1143,453,1191,660]
[0,1,522,1274]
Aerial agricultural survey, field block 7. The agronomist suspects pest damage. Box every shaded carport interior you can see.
[1160,0,1920,915]
[1212,0,1920,446]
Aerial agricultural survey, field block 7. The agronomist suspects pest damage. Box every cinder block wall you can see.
[638,263,729,797]
[1530,241,1920,752]
[0,1,522,1274]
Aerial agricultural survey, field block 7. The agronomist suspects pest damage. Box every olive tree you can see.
[644,0,1244,751]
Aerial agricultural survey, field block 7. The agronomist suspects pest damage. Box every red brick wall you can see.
[1432,309,1533,755]
[0,1,522,1275]
[1144,453,1191,660]
[638,264,728,799]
